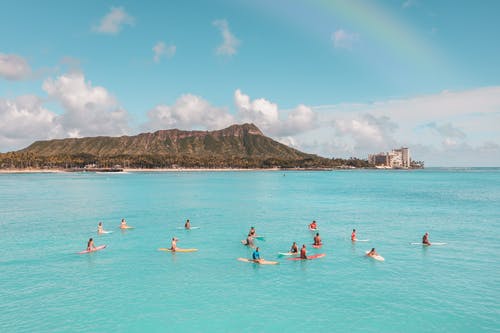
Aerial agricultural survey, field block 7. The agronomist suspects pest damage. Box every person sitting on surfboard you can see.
[422,232,431,245]
[98,222,104,234]
[366,248,379,257]
[242,233,255,248]
[252,247,261,263]
[249,226,256,237]
[120,218,128,229]
[87,238,96,251]
[290,242,298,254]
[351,229,357,241]
[300,244,308,259]
[309,220,317,230]
[170,237,178,252]
[313,233,322,246]
[185,219,191,230]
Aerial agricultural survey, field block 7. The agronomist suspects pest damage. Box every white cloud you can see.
[0,53,32,80]
[332,29,359,49]
[143,94,234,131]
[0,95,61,151]
[234,89,318,137]
[290,86,500,166]
[93,7,135,35]
[213,19,240,56]
[153,41,176,63]
[42,72,129,137]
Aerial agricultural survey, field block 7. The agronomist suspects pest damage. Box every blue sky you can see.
[1,0,499,166]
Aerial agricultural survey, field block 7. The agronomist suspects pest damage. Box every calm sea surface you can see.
[0,169,499,332]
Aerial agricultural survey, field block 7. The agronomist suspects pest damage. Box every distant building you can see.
[368,147,411,168]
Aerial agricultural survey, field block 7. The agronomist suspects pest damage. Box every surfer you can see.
[120,218,128,229]
[422,232,431,245]
[242,233,255,248]
[351,229,357,241]
[87,238,96,251]
[309,220,317,230]
[290,242,298,254]
[366,248,379,257]
[313,232,322,246]
[249,226,256,237]
[170,237,179,252]
[300,244,308,259]
[252,247,261,263]
[185,219,191,230]
[97,221,104,234]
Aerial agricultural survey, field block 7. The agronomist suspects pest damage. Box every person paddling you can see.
[422,232,431,245]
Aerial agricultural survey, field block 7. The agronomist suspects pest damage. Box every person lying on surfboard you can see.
[366,248,379,257]
[87,238,96,251]
[351,229,357,241]
[290,242,298,254]
[184,219,191,230]
[309,220,317,230]
[300,244,308,259]
[170,237,179,252]
[313,233,322,246]
[252,247,262,263]
[422,232,431,245]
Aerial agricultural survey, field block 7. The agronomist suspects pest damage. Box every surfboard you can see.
[312,244,323,248]
[253,236,265,241]
[287,253,325,260]
[309,227,319,231]
[410,242,447,246]
[352,239,369,242]
[278,252,298,256]
[158,248,198,252]
[78,245,106,254]
[120,226,135,230]
[176,226,200,230]
[237,258,279,265]
[97,230,112,234]
[365,251,385,261]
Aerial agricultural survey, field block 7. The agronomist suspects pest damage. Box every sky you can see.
[1,0,499,166]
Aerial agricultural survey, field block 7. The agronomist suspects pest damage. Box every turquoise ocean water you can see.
[0,169,499,332]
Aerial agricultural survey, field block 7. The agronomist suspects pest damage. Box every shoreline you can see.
[0,167,341,174]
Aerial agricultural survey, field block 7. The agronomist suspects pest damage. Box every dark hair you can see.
[316,233,319,236]
[371,248,375,251]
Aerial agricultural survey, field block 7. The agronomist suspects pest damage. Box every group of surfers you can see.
[86,218,131,251]
[246,222,434,262]
[86,219,434,256]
